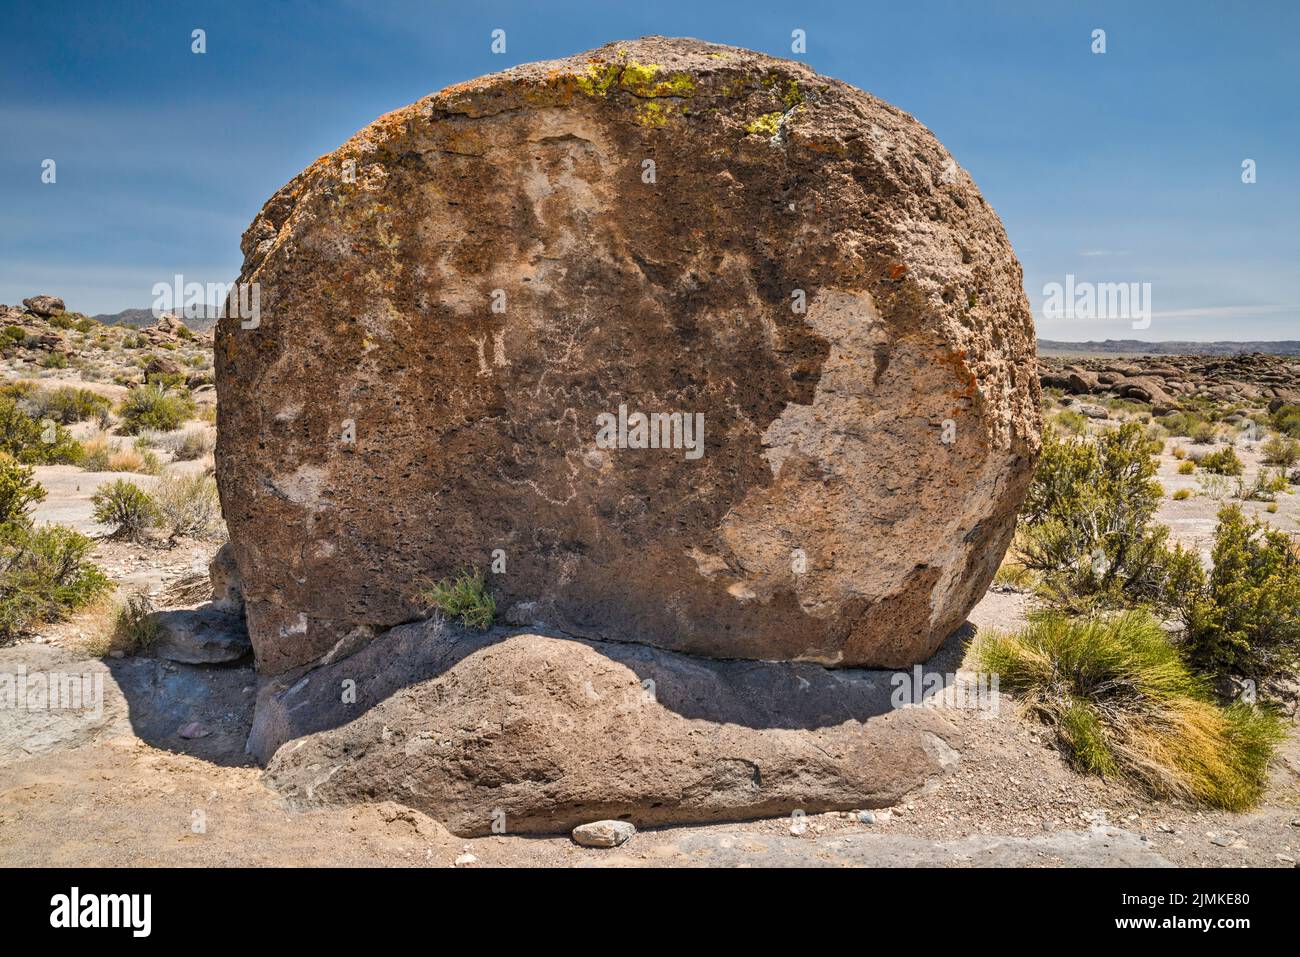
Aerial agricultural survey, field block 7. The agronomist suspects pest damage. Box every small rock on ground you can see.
[572,821,635,848]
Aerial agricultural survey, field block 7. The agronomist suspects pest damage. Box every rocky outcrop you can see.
[1038,353,1300,411]
[216,37,1041,676]
[257,620,963,835]
[22,295,64,317]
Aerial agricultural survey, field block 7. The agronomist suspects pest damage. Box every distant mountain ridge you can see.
[93,306,220,332]
[1037,338,1300,357]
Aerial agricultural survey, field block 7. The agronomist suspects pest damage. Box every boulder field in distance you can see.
[215,36,1042,677]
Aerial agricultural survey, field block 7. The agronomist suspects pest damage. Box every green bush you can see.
[1167,504,1300,688]
[419,568,495,630]
[1199,447,1244,476]
[0,394,83,463]
[31,386,112,425]
[0,454,46,524]
[974,611,1284,810]
[118,385,195,434]
[90,479,158,541]
[1270,404,1300,440]
[0,522,112,644]
[1018,423,1175,612]
[1261,435,1299,468]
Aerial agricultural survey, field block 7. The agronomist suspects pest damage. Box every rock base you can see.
[255,620,963,836]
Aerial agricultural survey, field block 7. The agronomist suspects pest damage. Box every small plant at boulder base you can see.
[0,523,112,644]
[1198,446,1244,476]
[91,479,159,542]
[1164,504,1300,692]
[113,590,159,653]
[117,384,195,435]
[973,610,1284,811]
[0,453,46,525]
[419,569,495,630]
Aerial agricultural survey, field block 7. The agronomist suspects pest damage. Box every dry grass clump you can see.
[973,611,1284,810]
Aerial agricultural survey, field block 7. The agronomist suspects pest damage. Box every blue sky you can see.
[1,0,1296,340]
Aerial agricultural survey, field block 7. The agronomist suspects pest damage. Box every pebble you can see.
[177,721,211,739]
[572,820,635,848]
[1210,834,1236,847]
[453,853,478,867]
[857,811,876,825]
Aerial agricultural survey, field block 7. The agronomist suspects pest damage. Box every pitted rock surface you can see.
[216,36,1040,675]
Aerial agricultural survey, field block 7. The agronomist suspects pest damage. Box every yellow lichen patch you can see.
[574,59,696,99]
[575,62,622,97]
[745,112,782,136]
[621,60,660,90]
[636,101,672,128]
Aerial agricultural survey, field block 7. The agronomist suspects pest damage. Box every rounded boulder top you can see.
[215,36,1041,676]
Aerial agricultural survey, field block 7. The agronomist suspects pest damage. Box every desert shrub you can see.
[113,591,159,652]
[118,385,195,434]
[90,479,158,541]
[419,568,495,630]
[1051,409,1088,435]
[1199,446,1244,476]
[0,523,112,644]
[1172,488,1192,501]
[25,382,111,423]
[152,472,223,540]
[31,386,111,425]
[1159,411,1208,438]
[1270,404,1300,440]
[1177,460,1195,475]
[1166,504,1300,688]
[1237,469,1289,502]
[167,429,215,462]
[40,351,68,369]
[973,611,1284,810]
[1196,471,1234,501]
[1,325,25,344]
[0,394,82,464]
[79,437,112,472]
[1261,435,1299,468]
[1190,422,1217,445]
[0,453,46,524]
[1018,423,1175,612]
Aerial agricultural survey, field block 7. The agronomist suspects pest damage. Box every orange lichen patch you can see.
[889,263,909,281]
[935,347,979,400]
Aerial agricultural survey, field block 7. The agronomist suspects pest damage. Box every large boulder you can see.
[216,37,1041,676]
[22,294,64,317]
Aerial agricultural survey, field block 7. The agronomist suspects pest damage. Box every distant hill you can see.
[93,306,219,333]
[1037,339,1300,357]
